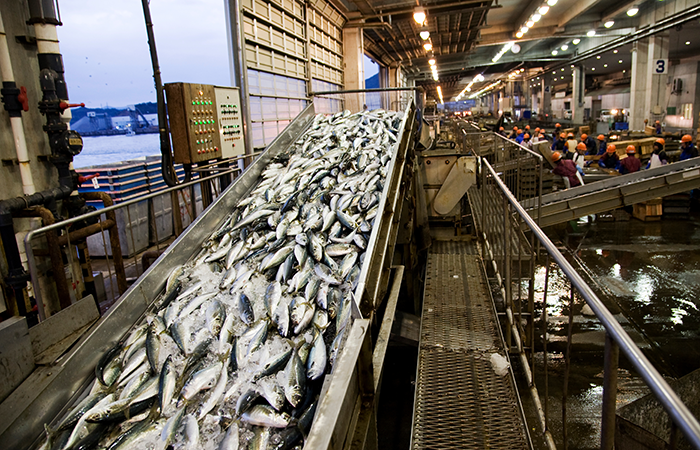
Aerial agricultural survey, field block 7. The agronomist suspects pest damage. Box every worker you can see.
[598,145,620,169]
[534,127,541,137]
[551,151,583,187]
[508,126,518,139]
[552,123,562,140]
[654,120,662,134]
[498,126,507,137]
[522,133,532,149]
[551,132,567,151]
[646,138,668,169]
[619,145,641,174]
[515,128,525,144]
[566,133,577,154]
[572,142,587,168]
[525,125,531,134]
[596,134,607,155]
[581,133,596,155]
[680,135,698,161]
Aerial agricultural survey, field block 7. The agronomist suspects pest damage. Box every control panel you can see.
[165,83,221,164]
[214,86,245,159]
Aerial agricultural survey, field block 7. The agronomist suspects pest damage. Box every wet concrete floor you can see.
[524,212,700,449]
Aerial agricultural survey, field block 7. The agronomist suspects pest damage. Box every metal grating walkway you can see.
[411,241,529,449]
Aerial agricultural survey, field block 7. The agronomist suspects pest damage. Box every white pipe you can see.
[0,10,36,195]
[33,22,72,125]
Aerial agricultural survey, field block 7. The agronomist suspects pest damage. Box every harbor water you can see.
[74,133,161,168]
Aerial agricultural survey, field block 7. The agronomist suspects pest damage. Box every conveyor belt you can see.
[411,241,529,449]
[521,158,700,227]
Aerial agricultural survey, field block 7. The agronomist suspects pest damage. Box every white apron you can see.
[649,153,662,169]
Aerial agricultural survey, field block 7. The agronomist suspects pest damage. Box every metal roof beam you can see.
[556,0,606,28]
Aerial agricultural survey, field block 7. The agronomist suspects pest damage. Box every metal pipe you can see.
[0,10,36,195]
[80,192,127,295]
[226,0,253,159]
[482,159,700,447]
[55,219,115,245]
[310,87,425,96]
[14,207,71,312]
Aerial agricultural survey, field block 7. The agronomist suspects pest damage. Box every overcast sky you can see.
[57,0,378,108]
[58,0,231,108]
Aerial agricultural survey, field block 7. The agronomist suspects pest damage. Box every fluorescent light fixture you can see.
[591,67,595,70]
[551,50,558,55]
[521,26,529,34]
[511,43,521,53]
[420,30,430,40]
[516,31,524,38]
[526,20,535,27]
[413,7,426,24]
[561,68,564,71]
[437,86,444,104]
[520,68,524,72]
[538,5,549,14]
[573,38,581,45]
[686,41,691,45]
[429,58,436,65]
[618,59,623,63]
[604,20,614,28]
[604,64,608,67]
[613,49,618,54]
[587,30,596,37]
[627,6,639,16]
[547,0,557,6]
[532,13,542,22]
[561,44,569,50]
[423,43,433,51]
[596,55,601,59]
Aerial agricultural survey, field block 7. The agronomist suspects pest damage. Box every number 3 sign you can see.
[654,59,668,74]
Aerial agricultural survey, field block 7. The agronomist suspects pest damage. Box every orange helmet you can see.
[655,120,660,124]
[524,133,530,139]
[626,145,636,154]
[525,125,531,130]
[535,127,540,132]
[606,144,616,153]
[499,126,505,131]
[551,151,562,162]
[597,134,605,141]
[539,133,545,139]
[567,133,574,138]
[581,133,588,140]
[555,123,561,127]
[560,132,567,139]
[513,126,518,130]
[576,142,586,151]
[655,138,665,146]
[682,134,692,143]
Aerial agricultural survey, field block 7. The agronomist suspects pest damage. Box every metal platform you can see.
[411,241,530,449]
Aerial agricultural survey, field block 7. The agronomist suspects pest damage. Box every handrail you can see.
[481,158,700,448]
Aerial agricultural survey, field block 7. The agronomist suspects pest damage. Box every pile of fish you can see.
[40,108,404,450]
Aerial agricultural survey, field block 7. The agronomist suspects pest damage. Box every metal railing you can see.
[475,157,700,449]
[23,153,259,321]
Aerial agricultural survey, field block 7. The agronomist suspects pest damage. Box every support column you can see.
[541,76,551,119]
[630,35,669,130]
[572,65,585,126]
[343,27,364,111]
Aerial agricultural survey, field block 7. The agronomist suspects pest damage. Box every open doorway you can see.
[364,55,381,110]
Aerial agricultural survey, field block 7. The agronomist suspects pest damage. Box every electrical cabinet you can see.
[165,83,245,164]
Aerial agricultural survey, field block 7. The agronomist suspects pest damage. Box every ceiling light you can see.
[429,58,436,65]
[552,50,558,55]
[686,41,691,45]
[596,55,601,59]
[618,59,623,63]
[526,20,535,27]
[511,44,521,53]
[424,43,433,51]
[520,68,525,72]
[516,31,524,38]
[552,71,556,74]
[587,30,596,37]
[604,20,614,28]
[591,67,595,71]
[613,49,618,54]
[561,44,569,50]
[413,7,426,25]
[532,13,542,22]
[420,30,430,40]
[627,6,639,16]
[604,64,608,67]
[521,26,529,34]
[547,0,557,6]
[573,38,581,45]
[538,5,550,15]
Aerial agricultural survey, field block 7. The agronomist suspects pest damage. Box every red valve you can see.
[78,173,99,184]
[59,102,86,111]
[17,86,29,112]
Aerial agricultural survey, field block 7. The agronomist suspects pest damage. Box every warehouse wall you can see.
[664,61,700,131]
